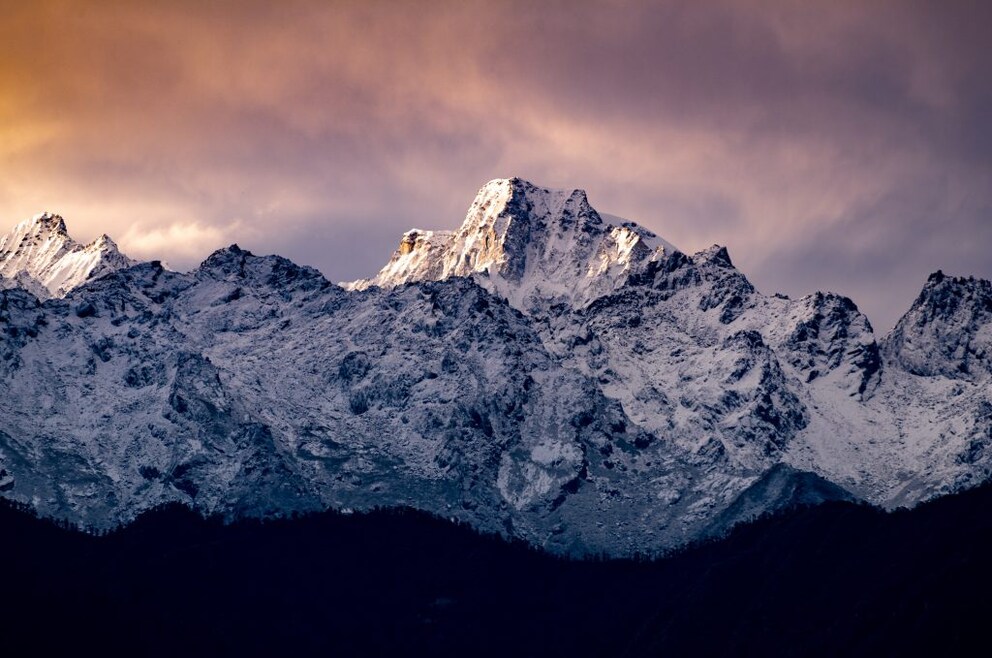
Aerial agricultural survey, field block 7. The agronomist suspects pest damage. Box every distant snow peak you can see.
[0,212,135,298]
[884,270,992,380]
[349,177,681,310]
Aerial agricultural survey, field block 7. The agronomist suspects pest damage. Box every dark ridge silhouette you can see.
[1,485,991,657]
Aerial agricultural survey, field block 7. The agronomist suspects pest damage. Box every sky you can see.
[0,0,989,330]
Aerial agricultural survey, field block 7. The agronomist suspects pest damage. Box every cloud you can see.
[120,220,243,267]
[0,0,988,329]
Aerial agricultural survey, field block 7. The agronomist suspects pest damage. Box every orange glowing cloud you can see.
[0,0,989,329]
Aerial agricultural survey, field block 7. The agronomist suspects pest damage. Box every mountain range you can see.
[0,178,989,555]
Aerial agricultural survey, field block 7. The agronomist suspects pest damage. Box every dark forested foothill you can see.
[2,482,991,657]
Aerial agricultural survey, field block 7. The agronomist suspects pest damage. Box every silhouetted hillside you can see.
[2,485,991,657]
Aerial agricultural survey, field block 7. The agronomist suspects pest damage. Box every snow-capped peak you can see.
[348,177,680,310]
[883,270,992,380]
[27,211,70,236]
[695,244,735,267]
[0,212,136,298]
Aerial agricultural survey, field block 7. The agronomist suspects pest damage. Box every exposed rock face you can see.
[780,291,881,398]
[0,181,989,556]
